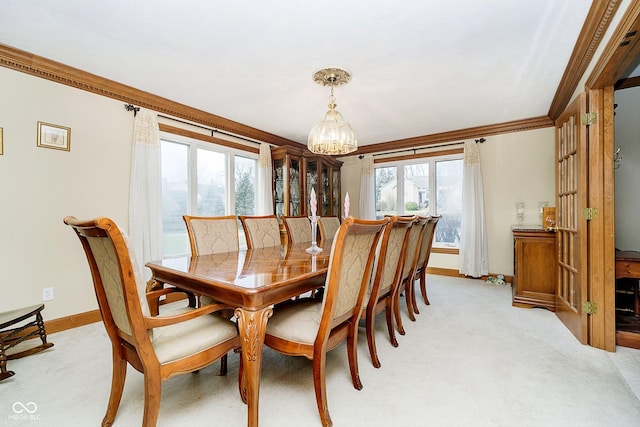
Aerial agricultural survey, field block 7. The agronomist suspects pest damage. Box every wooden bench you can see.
[0,304,54,381]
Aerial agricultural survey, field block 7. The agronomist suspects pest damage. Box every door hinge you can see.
[581,112,597,126]
[582,301,599,315]
[582,207,598,220]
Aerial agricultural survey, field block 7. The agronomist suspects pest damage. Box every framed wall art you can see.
[0,127,3,155]
[37,121,70,151]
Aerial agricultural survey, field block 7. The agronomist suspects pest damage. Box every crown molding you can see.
[0,43,301,149]
[548,0,622,119]
[587,0,640,90]
[353,115,553,156]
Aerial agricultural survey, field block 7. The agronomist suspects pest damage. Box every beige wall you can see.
[340,127,556,276]
[0,63,555,322]
[0,67,133,319]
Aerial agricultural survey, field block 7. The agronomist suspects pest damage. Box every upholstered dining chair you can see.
[413,215,441,307]
[318,216,341,243]
[183,215,240,309]
[64,216,240,427]
[281,215,313,244]
[183,215,239,255]
[393,216,427,335]
[238,215,281,249]
[362,216,415,368]
[253,217,388,427]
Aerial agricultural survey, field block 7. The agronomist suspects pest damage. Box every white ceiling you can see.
[0,0,593,147]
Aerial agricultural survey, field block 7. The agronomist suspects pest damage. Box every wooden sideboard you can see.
[512,227,556,311]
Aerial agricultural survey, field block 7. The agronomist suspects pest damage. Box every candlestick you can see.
[310,187,317,220]
[306,215,323,254]
[344,192,350,218]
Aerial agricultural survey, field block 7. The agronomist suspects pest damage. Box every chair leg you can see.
[411,277,420,315]
[141,369,162,427]
[392,285,406,335]
[102,350,127,427]
[384,304,399,348]
[365,307,381,369]
[219,353,228,375]
[312,352,333,427]
[404,280,416,322]
[420,269,430,305]
[347,323,363,390]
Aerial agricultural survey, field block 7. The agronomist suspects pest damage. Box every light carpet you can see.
[2,275,640,427]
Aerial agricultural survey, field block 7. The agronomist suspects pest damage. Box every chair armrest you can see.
[144,302,236,329]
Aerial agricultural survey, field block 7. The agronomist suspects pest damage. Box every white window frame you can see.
[374,152,463,249]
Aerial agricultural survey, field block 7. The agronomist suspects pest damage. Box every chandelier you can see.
[307,67,357,155]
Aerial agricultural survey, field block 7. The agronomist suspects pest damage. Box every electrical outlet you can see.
[42,287,54,301]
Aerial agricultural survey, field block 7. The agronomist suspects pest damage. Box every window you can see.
[375,154,463,248]
[161,136,258,256]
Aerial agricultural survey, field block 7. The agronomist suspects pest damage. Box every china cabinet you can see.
[271,146,342,220]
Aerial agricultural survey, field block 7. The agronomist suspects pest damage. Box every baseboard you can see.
[44,309,102,334]
[43,292,189,334]
[426,267,513,284]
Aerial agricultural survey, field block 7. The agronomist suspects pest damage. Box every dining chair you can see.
[183,214,240,309]
[254,217,388,427]
[318,216,341,242]
[183,215,239,255]
[414,215,441,307]
[362,216,415,368]
[393,216,427,335]
[281,215,313,244]
[238,215,281,249]
[64,216,240,427]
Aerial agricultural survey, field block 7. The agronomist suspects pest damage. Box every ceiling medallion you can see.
[307,67,357,156]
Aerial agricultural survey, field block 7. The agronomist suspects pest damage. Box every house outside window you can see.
[374,154,463,248]
[160,135,258,256]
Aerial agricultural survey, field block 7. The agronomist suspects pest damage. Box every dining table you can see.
[146,240,332,427]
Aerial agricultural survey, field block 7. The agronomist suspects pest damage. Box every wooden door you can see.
[554,93,589,344]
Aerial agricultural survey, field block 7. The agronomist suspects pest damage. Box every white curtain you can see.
[128,109,162,283]
[359,155,375,219]
[257,143,274,215]
[459,140,489,277]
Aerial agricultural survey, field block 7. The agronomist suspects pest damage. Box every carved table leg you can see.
[235,307,273,427]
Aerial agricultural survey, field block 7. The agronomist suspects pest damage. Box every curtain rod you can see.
[124,104,262,146]
[361,137,485,158]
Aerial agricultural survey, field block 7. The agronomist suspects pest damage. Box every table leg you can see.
[235,307,273,427]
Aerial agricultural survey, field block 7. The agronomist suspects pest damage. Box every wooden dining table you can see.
[146,241,332,427]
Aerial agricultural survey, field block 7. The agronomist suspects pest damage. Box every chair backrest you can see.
[401,216,428,282]
[318,216,341,242]
[239,215,281,249]
[318,217,389,335]
[183,215,239,255]
[370,216,415,300]
[282,215,312,244]
[64,216,151,349]
[415,215,441,273]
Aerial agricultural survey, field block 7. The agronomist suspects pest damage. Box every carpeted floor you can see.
[3,275,640,427]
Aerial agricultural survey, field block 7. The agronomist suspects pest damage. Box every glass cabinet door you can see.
[320,162,330,216]
[273,157,285,218]
[289,157,301,216]
[305,159,318,217]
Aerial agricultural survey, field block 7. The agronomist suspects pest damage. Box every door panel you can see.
[555,93,588,344]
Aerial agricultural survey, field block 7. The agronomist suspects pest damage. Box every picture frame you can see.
[37,121,70,151]
[0,127,3,155]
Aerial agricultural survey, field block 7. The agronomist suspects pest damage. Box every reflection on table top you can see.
[148,241,332,291]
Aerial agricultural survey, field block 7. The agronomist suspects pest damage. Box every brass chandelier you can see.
[307,67,357,155]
